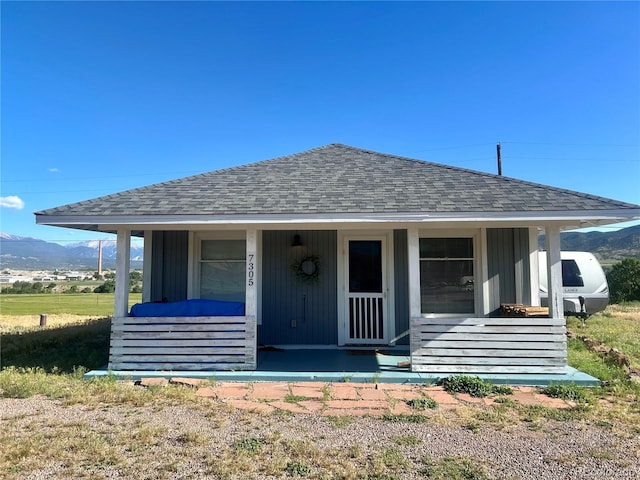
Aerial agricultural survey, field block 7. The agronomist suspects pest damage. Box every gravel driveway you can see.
[2,395,639,479]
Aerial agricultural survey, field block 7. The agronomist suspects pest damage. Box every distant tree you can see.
[81,287,93,293]
[129,271,143,281]
[607,258,640,303]
[94,279,115,294]
[2,281,46,294]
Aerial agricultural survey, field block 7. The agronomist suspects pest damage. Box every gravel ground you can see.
[2,395,640,480]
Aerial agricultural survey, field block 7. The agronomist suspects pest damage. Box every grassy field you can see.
[0,293,142,317]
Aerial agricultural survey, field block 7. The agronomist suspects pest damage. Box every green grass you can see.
[567,302,640,370]
[0,318,111,372]
[0,293,141,316]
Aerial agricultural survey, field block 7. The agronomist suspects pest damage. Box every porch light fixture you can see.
[291,234,303,248]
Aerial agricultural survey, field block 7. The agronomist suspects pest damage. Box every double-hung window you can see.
[419,237,475,314]
[199,239,246,302]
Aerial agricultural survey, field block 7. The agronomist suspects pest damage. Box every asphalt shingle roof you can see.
[36,144,638,218]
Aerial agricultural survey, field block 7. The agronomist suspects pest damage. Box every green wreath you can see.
[292,255,320,283]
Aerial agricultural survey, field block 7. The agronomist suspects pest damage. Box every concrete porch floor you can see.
[85,348,600,386]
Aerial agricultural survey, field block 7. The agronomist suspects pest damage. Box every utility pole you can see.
[496,142,502,176]
[98,240,103,277]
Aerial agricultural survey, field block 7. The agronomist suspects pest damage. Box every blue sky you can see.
[2,1,639,245]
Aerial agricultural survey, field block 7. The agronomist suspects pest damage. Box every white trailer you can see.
[538,251,609,314]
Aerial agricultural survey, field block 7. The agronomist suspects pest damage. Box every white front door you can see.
[343,236,389,344]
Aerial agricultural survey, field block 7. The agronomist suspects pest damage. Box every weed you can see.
[176,430,208,446]
[541,384,590,403]
[325,416,354,427]
[233,437,266,453]
[588,449,616,460]
[381,448,408,469]
[284,393,309,404]
[465,421,481,433]
[438,375,512,398]
[406,396,439,410]
[382,413,428,423]
[493,396,517,407]
[285,460,311,476]
[420,455,493,480]
[321,384,331,402]
[392,435,421,446]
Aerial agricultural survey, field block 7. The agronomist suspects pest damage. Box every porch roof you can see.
[36,144,639,231]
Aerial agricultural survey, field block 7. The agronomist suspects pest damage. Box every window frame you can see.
[417,230,480,317]
[188,231,247,300]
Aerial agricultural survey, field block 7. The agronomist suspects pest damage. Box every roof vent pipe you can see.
[496,142,502,176]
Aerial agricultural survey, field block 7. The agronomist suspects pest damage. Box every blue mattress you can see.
[130,299,245,317]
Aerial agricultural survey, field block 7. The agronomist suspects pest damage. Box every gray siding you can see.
[150,231,188,303]
[486,228,531,314]
[393,229,410,345]
[260,231,338,345]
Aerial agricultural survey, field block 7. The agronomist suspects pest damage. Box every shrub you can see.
[607,258,640,303]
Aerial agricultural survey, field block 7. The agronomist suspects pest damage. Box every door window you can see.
[348,240,382,293]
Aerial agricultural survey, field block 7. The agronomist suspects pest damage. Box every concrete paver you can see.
[140,378,579,415]
[250,382,290,400]
[330,384,359,400]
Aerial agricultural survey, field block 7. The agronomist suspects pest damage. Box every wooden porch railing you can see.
[108,316,256,371]
[410,316,567,374]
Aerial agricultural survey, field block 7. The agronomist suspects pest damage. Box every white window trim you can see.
[417,228,482,317]
[187,231,247,299]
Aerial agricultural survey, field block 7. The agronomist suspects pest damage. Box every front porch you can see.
[87,348,600,386]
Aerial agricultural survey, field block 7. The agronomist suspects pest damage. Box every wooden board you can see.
[410,316,568,374]
[108,316,257,371]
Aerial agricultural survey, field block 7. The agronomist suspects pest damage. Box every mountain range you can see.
[0,233,144,271]
[1,225,638,271]
[538,225,640,264]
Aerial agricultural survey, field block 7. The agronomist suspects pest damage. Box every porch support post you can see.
[115,229,131,318]
[245,229,257,317]
[529,227,541,306]
[142,230,152,303]
[544,225,563,319]
[245,228,258,369]
[407,227,421,318]
[407,227,421,372]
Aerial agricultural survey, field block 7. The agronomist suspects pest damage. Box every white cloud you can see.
[48,168,59,173]
[0,196,25,209]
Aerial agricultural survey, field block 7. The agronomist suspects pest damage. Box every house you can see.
[35,144,640,374]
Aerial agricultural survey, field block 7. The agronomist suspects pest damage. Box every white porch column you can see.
[245,229,258,317]
[544,225,563,319]
[529,227,541,306]
[407,227,421,319]
[114,229,131,318]
[142,230,152,303]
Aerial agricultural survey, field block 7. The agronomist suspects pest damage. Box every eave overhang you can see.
[35,208,640,233]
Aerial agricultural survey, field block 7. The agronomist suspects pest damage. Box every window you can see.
[562,259,584,287]
[419,237,475,314]
[199,239,246,302]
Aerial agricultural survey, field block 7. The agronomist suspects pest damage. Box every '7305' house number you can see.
[247,253,255,287]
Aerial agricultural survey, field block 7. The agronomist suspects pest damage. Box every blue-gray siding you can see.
[486,228,531,314]
[150,231,188,303]
[393,229,410,345]
[259,231,338,345]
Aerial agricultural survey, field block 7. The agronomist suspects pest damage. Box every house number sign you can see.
[247,252,256,287]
